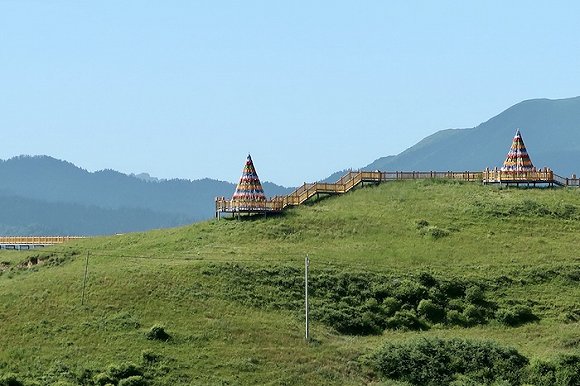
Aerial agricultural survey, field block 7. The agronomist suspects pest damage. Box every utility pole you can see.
[81,251,89,306]
[305,254,310,342]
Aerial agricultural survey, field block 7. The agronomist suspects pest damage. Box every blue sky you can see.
[1,1,579,186]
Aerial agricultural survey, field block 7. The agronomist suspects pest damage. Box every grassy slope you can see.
[0,180,579,385]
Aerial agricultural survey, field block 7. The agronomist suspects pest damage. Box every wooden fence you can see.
[215,169,580,217]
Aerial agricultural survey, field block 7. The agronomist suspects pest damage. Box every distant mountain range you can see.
[363,96,580,176]
[0,156,292,236]
[2,96,578,236]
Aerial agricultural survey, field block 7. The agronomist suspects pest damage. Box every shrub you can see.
[141,349,161,364]
[146,325,171,341]
[372,337,528,385]
[525,360,557,386]
[108,362,142,379]
[496,305,538,327]
[416,219,429,229]
[446,309,467,326]
[312,304,383,335]
[393,279,428,307]
[440,279,466,299]
[428,226,450,239]
[463,304,488,326]
[464,285,485,305]
[93,372,114,386]
[417,271,438,287]
[417,299,445,323]
[386,310,427,331]
[380,297,401,317]
[118,376,147,386]
[555,354,580,386]
[0,373,24,386]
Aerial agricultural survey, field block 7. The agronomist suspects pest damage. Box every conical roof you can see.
[501,129,535,171]
[232,154,266,201]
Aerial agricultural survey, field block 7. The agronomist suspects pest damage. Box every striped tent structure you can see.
[501,129,535,171]
[232,154,267,202]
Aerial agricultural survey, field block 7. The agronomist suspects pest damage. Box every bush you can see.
[440,279,466,299]
[311,304,383,335]
[555,354,580,386]
[146,325,171,341]
[118,376,147,386]
[525,360,557,386]
[464,285,485,305]
[141,349,161,364]
[463,304,488,326]
[372,337,528,385]
[0,373,24,386]
[446,309,467,326]
[386,310,427,331]
[93,372,115,386]
[496,305,538,327]
[393,279,428,307]
[380,297,401,317]
[106,362,142,380]
[417,299,445,323]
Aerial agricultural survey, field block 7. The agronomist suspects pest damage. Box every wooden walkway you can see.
[0,236,84,250]
[215,169,580,217]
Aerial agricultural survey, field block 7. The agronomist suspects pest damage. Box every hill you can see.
[365,96,580,177]
[1,180,578,385]
[0,155,292,235]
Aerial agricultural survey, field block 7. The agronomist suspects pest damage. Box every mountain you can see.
[0,156,292,235]
[365,96,580,176]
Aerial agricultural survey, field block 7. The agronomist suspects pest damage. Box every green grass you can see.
[0,180,579,385]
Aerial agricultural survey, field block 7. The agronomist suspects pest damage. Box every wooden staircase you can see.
[215,169,580,218]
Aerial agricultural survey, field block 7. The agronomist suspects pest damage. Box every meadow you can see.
[0,180,578,385]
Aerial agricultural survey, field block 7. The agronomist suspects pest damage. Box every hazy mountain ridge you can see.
[0,156,292,235]
[364,96,580,176]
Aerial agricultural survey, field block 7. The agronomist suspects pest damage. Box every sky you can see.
[1,1,580,187]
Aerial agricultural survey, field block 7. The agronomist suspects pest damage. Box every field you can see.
[0,180,579,385]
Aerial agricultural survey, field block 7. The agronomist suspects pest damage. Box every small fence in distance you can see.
[0,236,84,250]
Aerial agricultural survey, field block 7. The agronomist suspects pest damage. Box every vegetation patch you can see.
[370,337,529,385]
[204,264,540,335]
[145,324,171,342]
[371,338,580,386]
[474,198,580,220]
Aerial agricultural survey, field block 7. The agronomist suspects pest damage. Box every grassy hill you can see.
[0,180,579,385]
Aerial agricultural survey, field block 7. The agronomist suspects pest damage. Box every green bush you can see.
[496,305,538,327]
[524,354,580,386]
[146,325,171,341]
[372,337,528,386]
[392,279,428,307]
[118,376,147,386]
[0,373,24,386]
[93,372,115,386]
[525,360,557,386]
[141,349,161,364]
[554,354,580,386]
[464,285,485,305]
[463,304,488,326]
[417,299,445,323]
[380,297,401,317]
[386,310,427,331]
[446,309,467,326]
[207,264,539,335]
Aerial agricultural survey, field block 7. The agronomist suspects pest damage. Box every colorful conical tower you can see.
[232,154,266,201]
[501,129,535,171]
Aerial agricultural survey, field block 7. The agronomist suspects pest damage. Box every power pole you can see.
[81,251,89,306]
[305,254,310,342]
